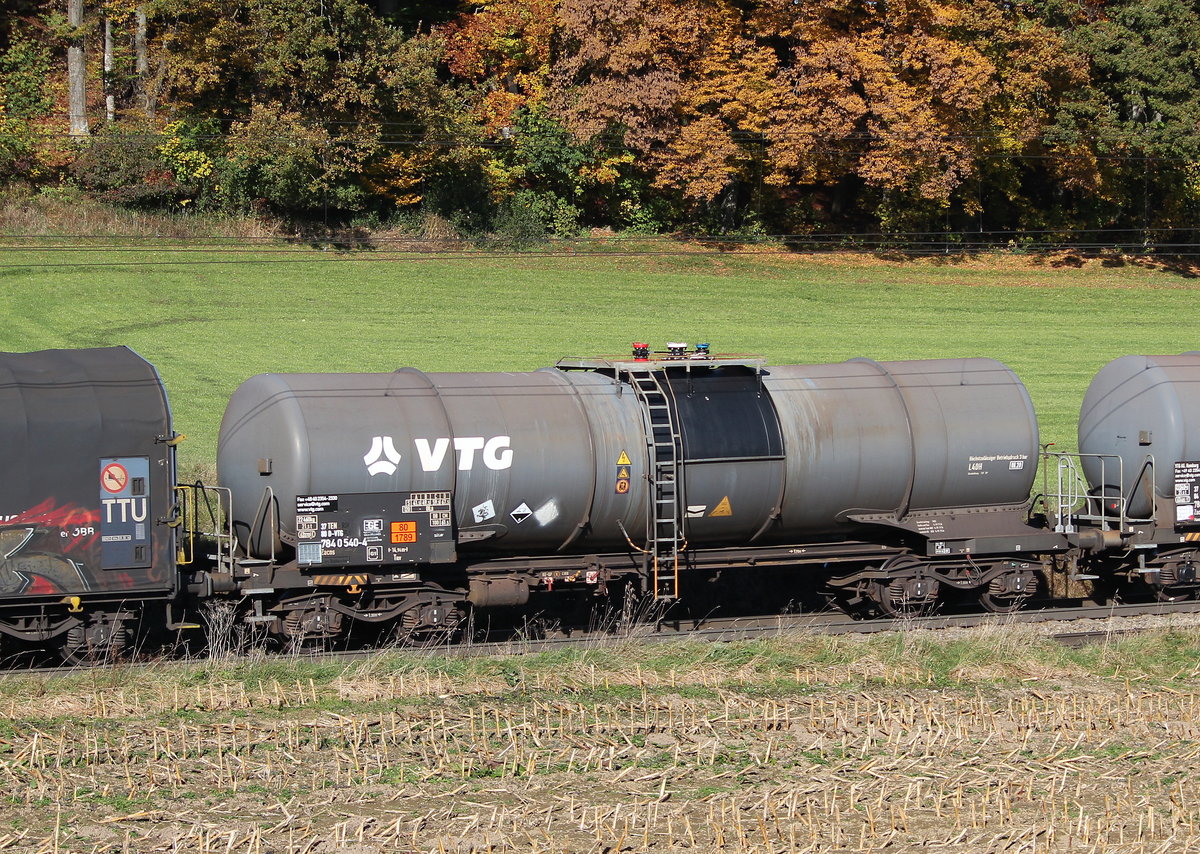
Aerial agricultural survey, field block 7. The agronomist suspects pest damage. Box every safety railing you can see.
[174,483,235,567]
[1040,448,1156,534]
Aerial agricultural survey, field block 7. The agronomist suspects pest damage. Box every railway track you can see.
[4,598,1198,673]
[258,597,1200,661]
[458,598,1200,656]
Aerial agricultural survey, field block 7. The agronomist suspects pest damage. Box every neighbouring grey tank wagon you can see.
[1079,352,1200,523]
[0,347,181,660]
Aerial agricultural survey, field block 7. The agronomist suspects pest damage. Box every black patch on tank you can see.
[667,370,783,461]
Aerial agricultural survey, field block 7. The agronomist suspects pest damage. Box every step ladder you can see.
[627,368,684,599]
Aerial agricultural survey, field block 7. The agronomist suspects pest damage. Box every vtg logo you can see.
[363,436,402,476]
[364,435,514,476]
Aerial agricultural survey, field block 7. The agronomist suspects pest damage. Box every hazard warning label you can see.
[709,496,733,517]
[615,450,632,494]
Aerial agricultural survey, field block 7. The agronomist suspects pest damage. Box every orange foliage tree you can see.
[752,0,1087,228]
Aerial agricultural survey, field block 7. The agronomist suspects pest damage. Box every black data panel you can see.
[294,491,453,567]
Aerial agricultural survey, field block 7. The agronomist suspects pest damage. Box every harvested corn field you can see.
[3,627,1200,853]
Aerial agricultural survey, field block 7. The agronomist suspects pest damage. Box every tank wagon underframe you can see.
[213,509,1073,638]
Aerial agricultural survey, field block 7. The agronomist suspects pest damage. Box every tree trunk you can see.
[135,6,159,119]
[103,14,114,124]
[67,0,89,136]
[135,7,147,76]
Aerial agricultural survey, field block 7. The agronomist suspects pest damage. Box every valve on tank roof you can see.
[668,342,688,357]
[632,342,650,361]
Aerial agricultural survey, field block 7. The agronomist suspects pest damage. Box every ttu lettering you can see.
[102,497,148,523]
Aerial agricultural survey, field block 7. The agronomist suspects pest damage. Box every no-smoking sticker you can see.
[101,462,128,494]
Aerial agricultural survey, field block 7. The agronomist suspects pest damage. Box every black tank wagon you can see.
[0,347,182,660]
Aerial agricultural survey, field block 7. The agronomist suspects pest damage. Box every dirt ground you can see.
[1,641,1199,853]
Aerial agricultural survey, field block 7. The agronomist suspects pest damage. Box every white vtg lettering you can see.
[414,436,513,471]
[102,497,148,523]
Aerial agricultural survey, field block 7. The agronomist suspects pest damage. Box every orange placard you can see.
[390,520,417,543]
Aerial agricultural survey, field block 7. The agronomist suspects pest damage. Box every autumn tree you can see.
[648,1,777,225]
[748,0,1086,232]
[443,0,553,133]
[0,13,52,180]
[156,0,445,214]
[441,0,635,234]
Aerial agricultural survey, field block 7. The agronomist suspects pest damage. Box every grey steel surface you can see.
[219,368,650,558]
[220,356,1040,562]
[761,358,1039,536]
[1079,353,1200,517]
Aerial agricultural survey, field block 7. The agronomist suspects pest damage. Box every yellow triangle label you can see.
[616,450,631,466]
[617,467,630,479]
[710,496,732,517]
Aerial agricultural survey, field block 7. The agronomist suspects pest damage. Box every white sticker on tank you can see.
[968,453,1029,476]
[510,503,532,524]
[686,505,707,518]
[534,500,559,526]
[472,500,496,523]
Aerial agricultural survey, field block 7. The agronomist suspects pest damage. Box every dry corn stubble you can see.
[2,632,1200,853]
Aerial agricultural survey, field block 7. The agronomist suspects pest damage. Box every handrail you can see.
[249,486,279,564]
[174,483,234,567]
[1041,448,1156,534]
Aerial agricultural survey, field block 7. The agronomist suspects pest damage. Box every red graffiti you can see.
[6,499,100,554]
[26,575,64,595]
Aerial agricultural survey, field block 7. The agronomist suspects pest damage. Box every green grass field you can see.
[3,245,1198,478]
[7,241,1200,853]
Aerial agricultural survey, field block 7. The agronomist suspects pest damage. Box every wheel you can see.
[863,557,940,619]
[1155,586,1197,603]
[870,575,940,618]
[978,568,1040,614]
[59,619,129,665]
[978,591,1028,613]
[1154,559,1198,602]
